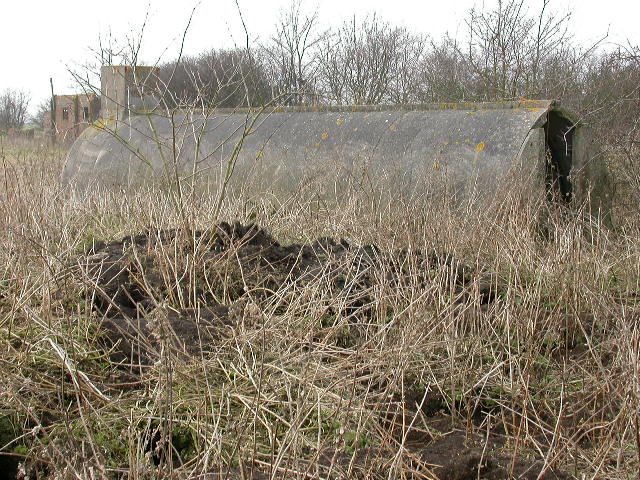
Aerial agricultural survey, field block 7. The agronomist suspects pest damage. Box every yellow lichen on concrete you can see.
[93,116,116,130]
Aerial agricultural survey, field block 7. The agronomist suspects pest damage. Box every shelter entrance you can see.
[544,109,575,203]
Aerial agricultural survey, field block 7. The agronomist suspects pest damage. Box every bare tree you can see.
[418,36,475,102]
[0,89,30,132]
[262,0,324,105]
[317,15,417,105]
[316,33,347,104]
[344,15,399,104]
[462,0,571,99]
[387,31,427,104]
[30,100,50,129]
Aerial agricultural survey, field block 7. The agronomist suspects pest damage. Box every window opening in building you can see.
[83,106,89,120]
[62,107,69,120]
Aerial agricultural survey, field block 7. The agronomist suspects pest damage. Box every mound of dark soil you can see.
[82,221,487,311]
[417,428,565,479]
[101,304,235,364]
[77,222,496,363]
[311,422,566,480]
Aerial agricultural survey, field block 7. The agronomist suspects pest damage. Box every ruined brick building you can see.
[44,93,100,143]
[45,66,159,143]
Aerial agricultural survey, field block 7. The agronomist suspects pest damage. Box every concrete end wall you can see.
[100,65,159,120]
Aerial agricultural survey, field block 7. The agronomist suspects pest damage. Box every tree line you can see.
[154,0,639,142]
[2,0,638,143]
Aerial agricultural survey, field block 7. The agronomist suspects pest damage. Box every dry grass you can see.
[0,136,639,480]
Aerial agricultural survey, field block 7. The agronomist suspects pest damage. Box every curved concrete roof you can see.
[63,100,555,195]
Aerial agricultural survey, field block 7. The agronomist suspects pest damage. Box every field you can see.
[0,137,639,480]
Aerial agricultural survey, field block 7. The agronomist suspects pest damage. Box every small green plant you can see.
[344,430,368,454]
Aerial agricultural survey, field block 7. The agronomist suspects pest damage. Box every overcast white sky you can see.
[1,0,637,114]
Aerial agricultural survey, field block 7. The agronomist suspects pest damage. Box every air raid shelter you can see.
[62,65,611,218]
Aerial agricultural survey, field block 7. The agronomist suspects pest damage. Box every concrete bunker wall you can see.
[63,100,610,217]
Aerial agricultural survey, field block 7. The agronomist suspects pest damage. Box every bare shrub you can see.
[2,142,640,478]
[316,15,425,105]
[3,2,640,479]
[0,89,30,133]
[157,48,273,108]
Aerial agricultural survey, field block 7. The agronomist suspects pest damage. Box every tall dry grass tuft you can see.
[0,138,639,479]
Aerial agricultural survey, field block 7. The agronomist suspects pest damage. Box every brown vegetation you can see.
[0,135,639,479]
[1,1,640,479]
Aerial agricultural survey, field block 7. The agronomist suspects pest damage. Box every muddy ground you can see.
[13,222,570,479]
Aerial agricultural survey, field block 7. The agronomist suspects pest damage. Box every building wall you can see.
[44,94,100,143]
